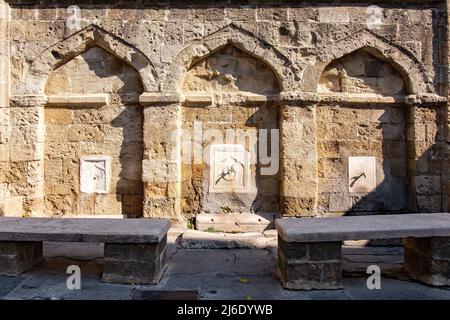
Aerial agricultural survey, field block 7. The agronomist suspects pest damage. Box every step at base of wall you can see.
[195,213,275,233]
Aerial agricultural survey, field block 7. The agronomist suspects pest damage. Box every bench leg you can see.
[0,241,43,276]
[102,235,167,285]
[404,237,450,286]
[277,238,343,290]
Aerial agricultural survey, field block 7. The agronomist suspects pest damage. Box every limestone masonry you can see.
[0,0,449,229]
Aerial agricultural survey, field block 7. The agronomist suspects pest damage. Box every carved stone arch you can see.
[163,23,300,93]
[303,30,432,94]
[26,24,157,94]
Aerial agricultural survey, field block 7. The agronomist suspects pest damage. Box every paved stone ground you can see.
[1,233,450,300]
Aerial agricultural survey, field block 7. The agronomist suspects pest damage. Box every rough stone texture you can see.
[182,45,279,94]
[44,46,143,217]
[281,105,318,217]
[319,50,406,95]
[181,45,280,218]
[0,196,23,216]
[102,235,167,284]
[0,1,446,228]
[277,237,343,290]
[0,241,43,276]
[0,2,13,217]
[404,237,450,286]
[317,104,408,215]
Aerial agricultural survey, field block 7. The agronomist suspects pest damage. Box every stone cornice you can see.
[12,92,448,108]
[139,92,181,105]
[46,94,109,107]
[10,94,48,107]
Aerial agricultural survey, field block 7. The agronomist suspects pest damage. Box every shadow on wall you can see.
[245,103,281,219]
[81,46,145,218]
[316,47,446,218]
[348,104,446,216]
[180,44,281,224]
[346,106,409,215]
[44,46,144,217]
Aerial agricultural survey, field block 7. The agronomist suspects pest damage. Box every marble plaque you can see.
[80,156,111,194]
[209,144,251,193]
[348,156,376,193]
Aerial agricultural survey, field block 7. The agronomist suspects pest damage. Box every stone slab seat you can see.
[0,217,170,285]
[275,213,450,290]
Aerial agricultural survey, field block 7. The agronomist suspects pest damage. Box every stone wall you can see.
[317,104,408,215]
[316,49,409,216]
[0,1,447,223]
[0,1,14,216]
[318,50,406,95]
[44,46,143,217]
[181,45,280,217]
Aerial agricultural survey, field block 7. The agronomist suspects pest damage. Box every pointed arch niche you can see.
[43,45,144,218]
[316,48,416,216]
[180,44,281,222]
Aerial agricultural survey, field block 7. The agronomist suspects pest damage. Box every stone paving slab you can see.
[0,237,449,300]
[277,213,450,242]
[0,217,170,243]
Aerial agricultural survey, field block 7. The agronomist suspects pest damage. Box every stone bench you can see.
[0,217,170,285]
[276,213,450,290]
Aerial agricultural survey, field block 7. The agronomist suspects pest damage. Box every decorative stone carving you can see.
[80,156,111,194]
[209,144,251,194]
[348,156,376,193]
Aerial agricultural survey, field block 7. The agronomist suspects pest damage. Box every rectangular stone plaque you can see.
[80,156,111,194]
[209,144,251,193]
[348,156,376,193]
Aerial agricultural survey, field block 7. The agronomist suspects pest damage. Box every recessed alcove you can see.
[43,46,144,217]
[180,45,281,223]
[316,49,409,215]
[318,49,406,96]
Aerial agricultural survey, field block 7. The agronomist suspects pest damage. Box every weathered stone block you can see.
[278,253,342,290]
[282,180,317,199]
[278,239,308,260]
[308,242,342,261]
[0,197,24,217]
[417,195,442,212]
[143,197,179,220]
[277,238,343,290]
[404,237,450,286]
[9,143,44,162]
[415,176,442,195]
[282,197,316,217]
[142,160,180,183]
[0,241,43,276]
[0,144,8,162]
[102,236,167,284]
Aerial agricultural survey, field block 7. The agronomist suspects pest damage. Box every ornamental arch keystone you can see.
[25,24,157,95]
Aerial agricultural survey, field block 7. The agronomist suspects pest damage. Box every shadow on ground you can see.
[1,239,450,300]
